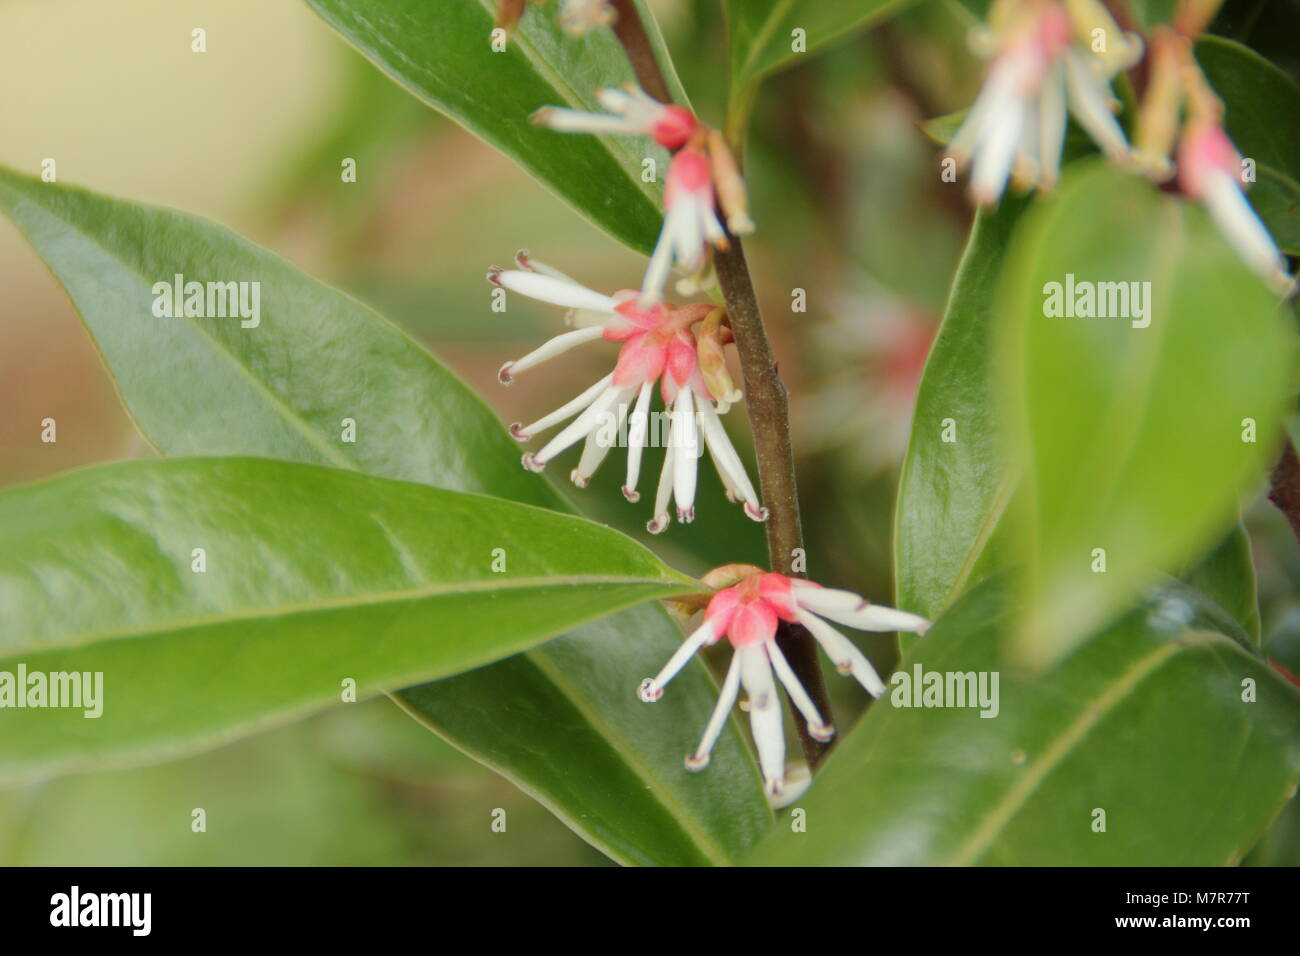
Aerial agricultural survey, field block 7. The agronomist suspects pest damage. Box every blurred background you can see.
[1,0,1295,864]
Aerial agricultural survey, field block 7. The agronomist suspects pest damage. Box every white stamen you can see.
[640,211,679,305]
[971,93,1025,205]
[686,652,744,771]
[647,444,675,533]
[511,372,613,440]
[704,438,741,502]
[1065,51,1129,161]
[795,609,886,697]
[1037,64,1067,189]
[489,268,619,314]
[696,400,762,512]
[533,107,649,138]
[790,582,928,633]
[501,325,605,380]
[740,645,785,795]
[532,384,625,466]
[638,617,717,702]
[623,380,654,502]
[1203,171,1293,293]
[514,249,578,284]
[571,398,626,487]
[766,638,833,741]
[672,387,699,523]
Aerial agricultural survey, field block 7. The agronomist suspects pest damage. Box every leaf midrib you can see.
[943,630,1227,865]
[6,574,691,658]
[0,180,356,471]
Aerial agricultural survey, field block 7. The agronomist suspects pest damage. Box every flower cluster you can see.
[946,0,1141,205]
[489,252,767,532]
[947,0,1293,293]
[1132,25,1293,293]
[639,566,930,797]
[532,88,753,303]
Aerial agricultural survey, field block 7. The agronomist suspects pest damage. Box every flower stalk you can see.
[605,2,834,767]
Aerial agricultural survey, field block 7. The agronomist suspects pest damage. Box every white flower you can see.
[639,571,929,796]
[947,0,1141,204]
[532,85,697,149]
[488,253,769,529]
[1177,119,1294,295]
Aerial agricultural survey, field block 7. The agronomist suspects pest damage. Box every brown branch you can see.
[609,0,671,103]
[713,242,833,767]
[1269,439,1300,546]
[606,3,833,767]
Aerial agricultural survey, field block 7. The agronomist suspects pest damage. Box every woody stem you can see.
[608,3,832,768]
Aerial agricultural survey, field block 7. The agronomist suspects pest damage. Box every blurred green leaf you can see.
[1196,35,1300,255]
[749,576,1300,865]
[0,167,771,867]
[0,458,695,784]
[998,162,1292,668]
[304,0,684,255]
[725,0,911,139]
[895,200,1027,622]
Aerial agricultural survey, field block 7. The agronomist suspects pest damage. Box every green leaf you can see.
[749,576,1300,865]
[725,0,911,141]
[1196,35,1300,255]
[0,167,771,866]
[896,195,1267,650]
[303,0,683,255]
[0,457,695,780]
[998,162,1292,668]
[894,199,1027,622]
[1181,523,1261,643]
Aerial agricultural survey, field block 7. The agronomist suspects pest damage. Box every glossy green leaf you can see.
[725,0,911,139]
[895,199,1027,622]
[1196,35,1300,255]
[0,457,695,781]
[1181,523,1261,643]
[895,195,1267,649]
[0,167,771,866]
[304,0,684,255]
[750,576,1300,865]
[998,162,1292,667]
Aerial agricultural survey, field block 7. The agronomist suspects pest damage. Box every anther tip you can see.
[521,452,546,473]
[728,214,756,236]
[497,362,515,386]
[646,514,670,534]
[810,722,835,743]
[508,422,530,441]
[676,506,695,524]
[684,753,710,772]
[621,485,640,503]
[570,468,590,489]
[745,503,769,523]
[637,678,662,703]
